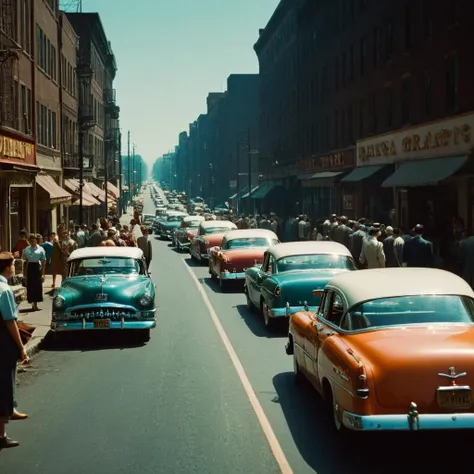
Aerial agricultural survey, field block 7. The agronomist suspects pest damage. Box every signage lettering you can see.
[357,113,474,166]
[0,135,34,161]
[299,150,354,173]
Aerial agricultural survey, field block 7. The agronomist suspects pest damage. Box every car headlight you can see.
[53,295,66,309]
[274,286,281,296]
[138,294,153,307]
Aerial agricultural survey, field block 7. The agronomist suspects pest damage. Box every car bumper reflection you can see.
[51,320,156,332]
[342,410,474,431]
[270,305,318,318]
[220,271,246,280]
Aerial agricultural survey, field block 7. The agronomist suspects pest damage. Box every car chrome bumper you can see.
[51,320,156,332]
[342,410,474,431]
[220,272,246,280]
[271,305,318,318]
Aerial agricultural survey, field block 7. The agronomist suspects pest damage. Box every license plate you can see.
[96,293,107,301]
[437,387,472,409]
[93,319,110,329]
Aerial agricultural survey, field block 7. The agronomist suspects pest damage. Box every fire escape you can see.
[104,87,120,179]
[0,0,21,128]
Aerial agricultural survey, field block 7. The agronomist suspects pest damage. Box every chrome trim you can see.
[333,367,350,382]
[439,366,467,380]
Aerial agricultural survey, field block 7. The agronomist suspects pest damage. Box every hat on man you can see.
[414,224,424,233]
[386,226,394,232]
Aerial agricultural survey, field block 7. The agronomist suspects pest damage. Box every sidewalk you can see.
[20,274,59,359]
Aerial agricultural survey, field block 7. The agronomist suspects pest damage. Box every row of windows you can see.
[91,47,106,90]
[36,24,57,81]
[61,54,76,97]
[92,95,104,128]
[18,0,33,55]
[297,56,459,155]
[11,81,33,135]
[36,102,57,149]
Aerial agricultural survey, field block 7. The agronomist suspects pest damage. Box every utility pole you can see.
[118,130,122,216]
[104,142,108,218]
[247,128,252,212]
[236,141,240,215]
[127,130,131,207]
[132,143,136,196]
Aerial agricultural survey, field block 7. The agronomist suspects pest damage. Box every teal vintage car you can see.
[51,247,156,342]
[156,211,188,240]
[244,241,356,329]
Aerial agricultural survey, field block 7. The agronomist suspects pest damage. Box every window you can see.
[404,4,412,50]
[446,55,459,112]
[20,84,27,133]
[347,104,353,140]
[424,71,432,116]
[423,0,433,37]
[373,27,380,67]
[36,101,40,141]
[386,86,394,126]
[52,111,57,148]
[334,110,339,145]
[13,80,18,129]
[349,44,354,79]
[47,109,52,147]
[359,99,364,136]
[51,45,56,81]
[369,93,377,131]
[359,37,366,76]
[386,20,394,60]
[401,77,412,123]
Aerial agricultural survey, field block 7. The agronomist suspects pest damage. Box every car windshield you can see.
[69,257,145,276]
[167,215,183,222]
[276,254,355,272]
[226,237,278,249]
[204,226,232,234]
[346,295,474,330]
[184,220,202,228]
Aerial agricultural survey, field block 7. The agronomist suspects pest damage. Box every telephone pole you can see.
[127,130,131,207]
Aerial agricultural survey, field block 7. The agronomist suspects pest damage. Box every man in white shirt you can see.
[360,226,385,269]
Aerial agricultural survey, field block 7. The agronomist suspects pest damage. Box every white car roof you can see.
[268,241,352,260]
[183,215,205,222]
[223,229,278,241]
[200,220,237,229]
[327,268,474,308]
[68,247,144,261]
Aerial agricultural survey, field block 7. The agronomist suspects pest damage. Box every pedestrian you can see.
[359,226,385,269]
[12,230,29,258]
[137,226,152,269]
[392,228,405,267]
[0,251,30,448]
[22,234,46,311]
[403,224,435,267]
[41,233,54,275]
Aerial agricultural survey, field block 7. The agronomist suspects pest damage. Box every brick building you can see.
[257,0,474,238]
[66,12,120,218]
[0,0,37,250]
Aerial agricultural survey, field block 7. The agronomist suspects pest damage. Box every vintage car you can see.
[286,268,474,432]
[51,247,156,342]
[173,215,206,251]
[156,211,188,240]
[244,241,355,329]
[209,229,279,289]
[189,220,237,263]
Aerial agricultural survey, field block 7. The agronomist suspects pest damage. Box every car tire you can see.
[138,329,151,343]
[293,352,304,385]
[261,300,274,330]
[219,274,227,292]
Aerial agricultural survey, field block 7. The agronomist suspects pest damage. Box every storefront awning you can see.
[341,165,385,182]
[229,186,249,200]
[381,156,468,188]
[36,174,72,205]
[64,179,101,206]
[241,185,260,199]
[87,181,106,202]
[107,181,120,198]
[250,181,277,199]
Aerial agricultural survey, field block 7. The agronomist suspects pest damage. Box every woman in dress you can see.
[22,234,46,311]
[0,252,29,448]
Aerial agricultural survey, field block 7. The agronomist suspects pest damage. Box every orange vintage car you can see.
[208,229,279,290]
[189,220,237,263]
[286,268,474,432]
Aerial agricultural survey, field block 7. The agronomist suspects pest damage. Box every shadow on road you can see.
[41,331,148,352]
[182,256,205,268]
[273,371,474,474]
[201,276,245,294]
[235,304,287,339]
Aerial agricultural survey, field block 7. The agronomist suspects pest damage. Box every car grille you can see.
[69,308,137,320]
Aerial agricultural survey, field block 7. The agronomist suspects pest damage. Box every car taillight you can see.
[347,348,369,399]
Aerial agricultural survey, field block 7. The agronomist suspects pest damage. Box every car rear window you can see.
[346,295,474,330]
[226,237,278,249]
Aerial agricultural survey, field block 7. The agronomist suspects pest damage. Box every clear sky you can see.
[66,0,280,165]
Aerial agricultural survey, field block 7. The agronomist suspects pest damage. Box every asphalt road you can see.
[2,191,473,473]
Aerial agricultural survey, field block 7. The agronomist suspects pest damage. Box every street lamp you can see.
[77,63,94,225]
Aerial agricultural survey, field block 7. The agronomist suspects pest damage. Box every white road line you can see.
[182,259,293,474]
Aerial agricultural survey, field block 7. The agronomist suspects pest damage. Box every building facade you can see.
[0,0,36,250]
[257,0,474,228]
[66,12,120,217]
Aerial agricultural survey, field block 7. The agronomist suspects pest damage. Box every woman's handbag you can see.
[17,320,36,345]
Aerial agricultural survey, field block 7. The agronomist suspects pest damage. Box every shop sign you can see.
[0,135,35,165]
[299,149,355,174]
[357,112,474,166]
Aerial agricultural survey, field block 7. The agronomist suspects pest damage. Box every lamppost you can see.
[77,64,93,225]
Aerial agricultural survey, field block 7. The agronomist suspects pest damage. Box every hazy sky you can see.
[68,0,280,165]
